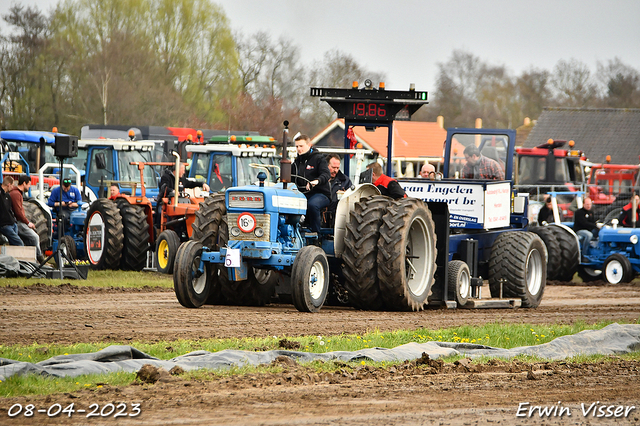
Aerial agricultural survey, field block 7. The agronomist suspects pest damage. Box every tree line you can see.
[1,0,639,139]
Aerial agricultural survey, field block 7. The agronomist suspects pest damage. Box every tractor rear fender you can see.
[333,183,381,258]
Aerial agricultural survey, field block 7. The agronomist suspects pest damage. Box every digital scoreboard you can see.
[310,83,428,123]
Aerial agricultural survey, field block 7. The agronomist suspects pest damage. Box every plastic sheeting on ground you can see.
[0,255,48,278]
[1,323,639,381]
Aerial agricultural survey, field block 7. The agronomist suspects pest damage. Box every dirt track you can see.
[1,281,639,425]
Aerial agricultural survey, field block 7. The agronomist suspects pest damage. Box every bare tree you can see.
[596,57,640,107]
[551,58,598,107]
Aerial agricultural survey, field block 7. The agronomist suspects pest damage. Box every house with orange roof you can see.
[311,118,447,177]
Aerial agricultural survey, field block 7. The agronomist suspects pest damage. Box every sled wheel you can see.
[577,265,603,283]
[291,246,330,313]
[342,195,391,310]
[603,254,634,284]
[116,199,150,271]
[489,231,546,308]
[24,201,51,254]
[83,199,123,270]
[530,226,562,281]
[55,235,77,268]
[447,260,470,307]
[547,225,579,282]
[155,229,181,274]
[377,198,437,311]
[173,240,214,308]
[192,193,226,247]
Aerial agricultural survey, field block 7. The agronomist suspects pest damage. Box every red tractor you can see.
[584,158,640,222]
[515,139,587,220]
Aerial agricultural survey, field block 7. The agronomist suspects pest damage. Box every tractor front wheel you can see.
[447,260,471,307]
[291,246,330,313]
[155,229,181,274]
[603,254,634,284]
[173,240,214,308]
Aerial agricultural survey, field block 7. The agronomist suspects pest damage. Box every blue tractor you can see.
[173,82,547,312]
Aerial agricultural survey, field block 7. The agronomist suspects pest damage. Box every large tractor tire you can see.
[547,225,580,282]
[530,226,562,280]
[342,195,391,310]
[54,235,77,268]
[23,201,50,255]
[603,253,634,284]
[488,231,546,308]
[84,199,124,270]
[291,245,330,313]
[192,193,226,248]
[155,229,181,274]
[173,240,215,308]
[377,198,437,311]
[116,199,150,271]
[216,219,275,306]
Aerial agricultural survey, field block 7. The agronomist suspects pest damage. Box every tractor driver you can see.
[461,145,504,180]
[48,178,82,231]
[158,162,210,200]
[292,134,331,233]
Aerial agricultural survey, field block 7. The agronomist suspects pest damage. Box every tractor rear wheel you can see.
[447,260,471,307]
[377,198,437,311]
[192,193,226,248]
[603,253,634,284]
[155,229,181,274]
[530,226,562,280]
[173,240,214,308]
[84,199,123,270]
[342,195,391,310]
[291,245,330,313]
[116,200,150,271]
[489,231,546,308]
[547,225,579,282]
[55,235,77,268]
[24,201,50,255]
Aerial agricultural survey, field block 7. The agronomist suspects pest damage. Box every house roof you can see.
[523,107,640,165]
[312,119,446,160]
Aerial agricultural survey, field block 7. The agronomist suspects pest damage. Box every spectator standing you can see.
[9,175,43,261]
[366,162,406,200]
[0,176,24,246]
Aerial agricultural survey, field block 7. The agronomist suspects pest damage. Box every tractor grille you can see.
[227,213,270,241]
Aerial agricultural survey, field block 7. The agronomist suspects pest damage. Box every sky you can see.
[2,0,640,95]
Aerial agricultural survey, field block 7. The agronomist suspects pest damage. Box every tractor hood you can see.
[225,183,307,215]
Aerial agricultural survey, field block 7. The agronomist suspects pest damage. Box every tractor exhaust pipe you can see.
[172,151,180,208]
[280,120,291,190]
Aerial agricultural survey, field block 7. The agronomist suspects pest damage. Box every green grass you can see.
[1,320,639,397]
[0,270,173,289]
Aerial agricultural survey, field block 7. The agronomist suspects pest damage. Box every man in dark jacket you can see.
[327,154,352,205]
[292,134,331,233]
[574,197,601,259]
[0,176,24,246]
[367,162,406,200]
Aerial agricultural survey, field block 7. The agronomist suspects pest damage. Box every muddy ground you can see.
[1,281,639,425]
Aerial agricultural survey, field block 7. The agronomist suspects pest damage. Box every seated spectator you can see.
[0,176,24,247]
[324,154,353,225]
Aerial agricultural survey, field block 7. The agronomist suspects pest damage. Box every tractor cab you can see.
[187,137,279,193]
